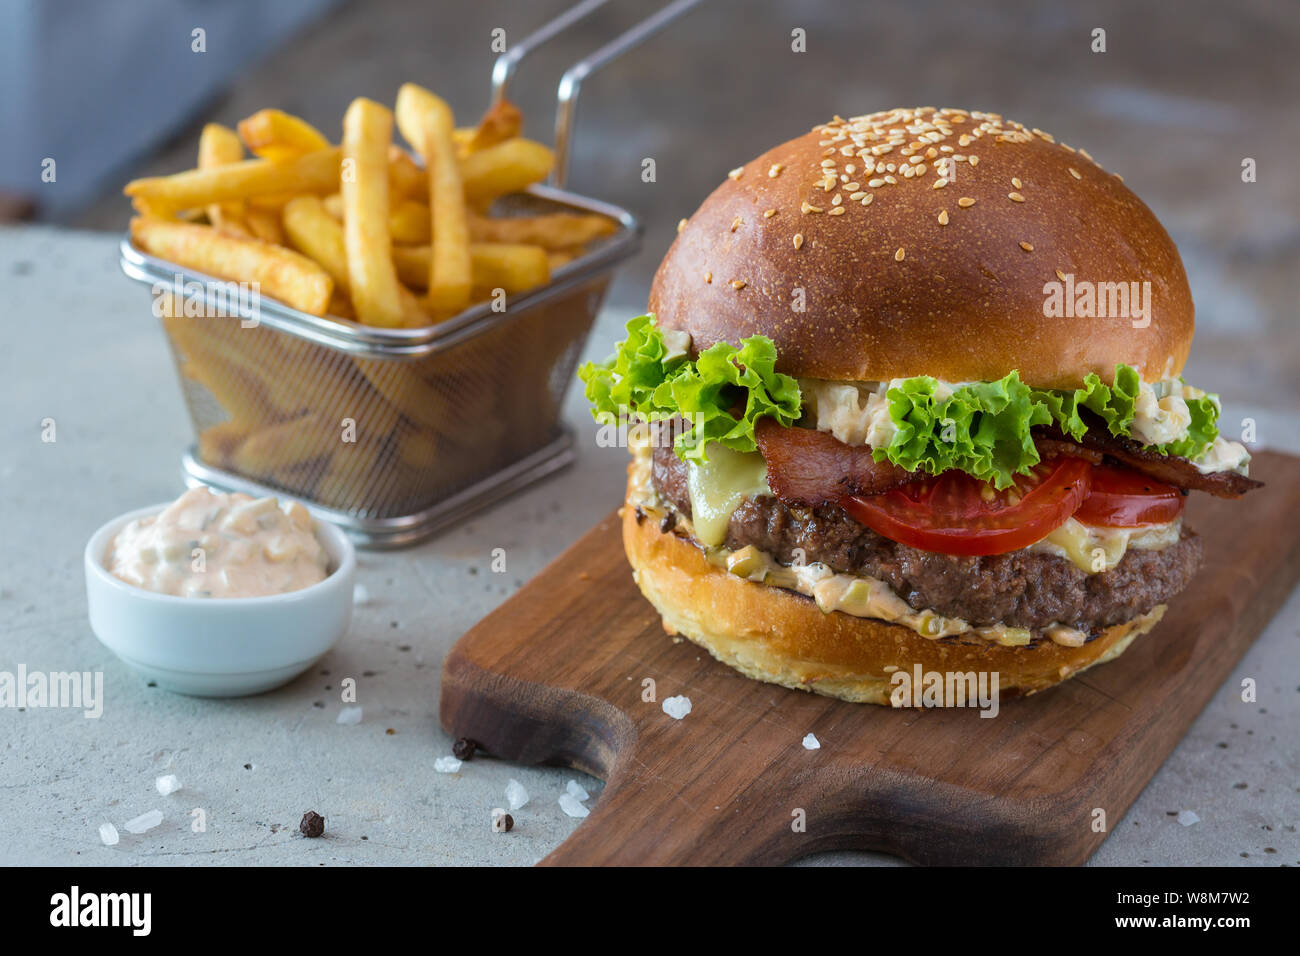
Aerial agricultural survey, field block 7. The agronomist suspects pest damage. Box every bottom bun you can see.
[622,503,1165,705]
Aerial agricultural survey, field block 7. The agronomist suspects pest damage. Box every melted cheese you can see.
[685,446,770,547]
[1028,516,1182,573]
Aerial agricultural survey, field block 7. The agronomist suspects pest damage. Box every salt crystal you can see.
[802,733,821,751]
[99,822,119,846]
[662,695,692,720]
[353,584,371,605]
[123,810,162,834]
[558,792,589,818]
[337,706,363,725]
[434,755,462,773]
[566,779,590,802]
[155,774,181,796]
[1177,810,1200,827]
[505,779,530,810]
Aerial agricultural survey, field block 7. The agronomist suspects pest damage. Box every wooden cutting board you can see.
[440,450,1300,866]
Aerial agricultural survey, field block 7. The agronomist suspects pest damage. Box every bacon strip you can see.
[754,418,1261,507]
[1036,425,1263,499]
[754,419,913,505]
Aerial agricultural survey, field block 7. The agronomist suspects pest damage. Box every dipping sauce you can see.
[106,487,329,598]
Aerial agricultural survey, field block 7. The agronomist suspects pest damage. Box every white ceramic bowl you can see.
[85,503,356,697]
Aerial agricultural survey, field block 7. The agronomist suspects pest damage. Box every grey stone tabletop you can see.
[3,0,1299,866]
[0,225,1297,866]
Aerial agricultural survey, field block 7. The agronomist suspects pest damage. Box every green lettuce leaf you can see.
[1156,395,1219,458]
[1030,364,1141,440]
[874,372,1053,489]
[578,315,801,462]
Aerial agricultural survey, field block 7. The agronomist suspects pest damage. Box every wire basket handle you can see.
[490,0,706,189]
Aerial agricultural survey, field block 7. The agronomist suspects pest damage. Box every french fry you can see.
[460,138,554,205]
[198,420,253,466]
[244,206,286,245]
[466,99,523,153]
[197,124,249,236]
[230,413,338,479]
[125,147,341,216]
[391,242,548,294]
[237,108,331,162]
[546,250,579,271]
[388,145,427,201]
[389,198,431,244]
[395,83,472,313]
[313,439,385,510]
[467,210,617,248]
[341,98,405,328]
[131,218,333,316]
[284,195,430,326]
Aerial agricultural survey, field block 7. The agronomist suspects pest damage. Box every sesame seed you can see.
[884,175,897,184]
[1008,192,1026,203]
[677,218,687,233]
[730,217,742,232]
[1019,241,1034,252]
[1068,167,1082,180]
[1078,148,1094,162]
[820,159,836,168]
[957,197,976,207]
[793,233,804,250]
[768,163,784,178]
[861,194,874,205]
[831,194,843,206]
[705,271,712,283]
[763,208,777,218]
[932,178,948,189]
[1055,269,1067,281]
[845,164,856,175]
[1011,177,1022,189]
[844,182,861,191]
[829,206,846,216]
[909,155,924,165]
[894,247,906,261]
[958,134,972,146]
[730,279,746,290]
[800,201,823,214]
[728,166,743,180]
[968,155,980,167]
[938,210,949,225]
[868,178,885,188]
[849,191,866,200]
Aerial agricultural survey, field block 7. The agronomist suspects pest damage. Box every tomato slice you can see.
[841,457,1093,556]
[1073,464,1185,528]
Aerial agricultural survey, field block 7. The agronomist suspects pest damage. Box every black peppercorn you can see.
[452,737,479,761]
[300,811,325,838]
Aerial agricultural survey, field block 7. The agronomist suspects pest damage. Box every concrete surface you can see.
[0,225,1297,866]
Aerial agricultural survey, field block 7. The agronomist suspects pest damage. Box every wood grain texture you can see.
[440,450,1300,866]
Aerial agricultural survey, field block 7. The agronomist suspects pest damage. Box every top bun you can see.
[649,108,1193,388]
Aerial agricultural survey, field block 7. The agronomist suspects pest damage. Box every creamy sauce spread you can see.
[107,487,329,598]
[1192,434,1251,475]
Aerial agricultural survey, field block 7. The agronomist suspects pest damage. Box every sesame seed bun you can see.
[622,497,1166,704]
[650,108,1194,388]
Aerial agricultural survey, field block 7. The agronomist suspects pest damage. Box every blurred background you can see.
[2,0,1297,414]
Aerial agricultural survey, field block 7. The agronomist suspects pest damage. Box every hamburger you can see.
[580,107,1261,704]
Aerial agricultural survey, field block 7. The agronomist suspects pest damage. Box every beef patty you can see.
[651,445,1202,632]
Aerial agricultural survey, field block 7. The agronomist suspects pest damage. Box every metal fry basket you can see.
[119,0,702,548]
